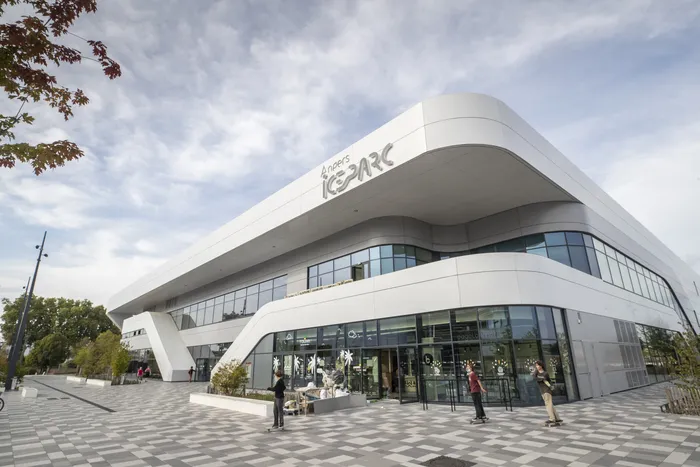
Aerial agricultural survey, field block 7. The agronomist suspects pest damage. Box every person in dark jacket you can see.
[267,371,286,430]
[532,360,562,424]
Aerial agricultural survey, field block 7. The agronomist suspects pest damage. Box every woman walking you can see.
[532,360,562,426]
[267,370,286,430]
[467,363,488,423]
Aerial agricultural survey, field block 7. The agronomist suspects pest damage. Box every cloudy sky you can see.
[1,0,699,310]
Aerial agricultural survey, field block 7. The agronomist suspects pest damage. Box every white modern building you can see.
[110,93,700,406]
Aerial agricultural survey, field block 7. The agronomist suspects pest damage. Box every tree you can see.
[672,329,700,390]
[1,0,121,174]
[0,295,118,348]
[111,342,130,379]
[92,330,119,374]
[211,360,249,397]
[25,333,69,372]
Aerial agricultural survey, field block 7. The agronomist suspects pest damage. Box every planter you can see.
[190,392,273,417]
[85,378,111,387]
[66,376,85,384]
[310,394,367,414]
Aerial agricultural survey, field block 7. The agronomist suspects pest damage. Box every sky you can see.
[0,0,699,312]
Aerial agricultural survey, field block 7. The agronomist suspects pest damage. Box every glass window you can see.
[308,275,318,288]
[638,271,650,298]
[481,341,514,378]
[394,258,407,271]
[334,255,351,270]
[497,238,525,252]
[510,306,539,339]
[319,272,334,286]
[364,320,377,346]
[393,245,406,257]
[235,289,246,299]
[224,292,235,302]
[604,244,617,258]
[420,311,451,343]
[275,332,294,352]
[334,268,352,282]
[528,247,548,258]
[586,247,601,278]
[370,247,381,260]
[380,258,394,274]
[513,340,542,405]
[536,306,556,339]
[592,237,606,252]
[406,246,416,258]
[222,301,235,321]
[273,276,287,288]
[214,295,224,306]
[545,232,567,246]
[547,246,571,267]
[245,295,258,315]
[351,249,369,265]
[213,304,223,323]
[247,284,259,296]
[478,307,510,340]
[294,328,317,351]
[582,234,594,248]
[407,257,417,268]
[569,246,591,274]
[196,308,205,326]
[346,322,364,348]
[608,259,624,287]
[380,245,393,258]
[645,277,657,301]
[260,280,273,291]
[370,260,381,277]
[273,285,286,301]
[259,289,273,309]
[452,308,479,341]
[308,266,318,277]
[378,316,416,346]
[619,263,633,292]
[565,232,585,246]
[234,297,246,316]
[421,344,455,380]
[318,261,333,275]
[417,248,433,263]
[319,325,345,350]
[525,234,546,250]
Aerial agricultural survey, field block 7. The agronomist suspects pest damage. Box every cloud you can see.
[1,0,699,315]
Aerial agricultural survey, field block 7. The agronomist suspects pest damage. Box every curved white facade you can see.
[113,93,700,402]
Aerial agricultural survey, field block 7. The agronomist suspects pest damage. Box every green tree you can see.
[92,330,120,375]
[211,360,249,397]
[25,333,69,372]
[73,342,94,377]
[672,329,700,390]
[0,295,118,348]
[1,0,121,174]
[111,342,130,379]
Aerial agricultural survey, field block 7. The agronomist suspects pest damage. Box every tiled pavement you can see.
[1,376,700,467]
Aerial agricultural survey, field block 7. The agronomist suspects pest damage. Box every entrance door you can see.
[380,349,399,399]
[361,349,380,399]
[398,347,419,403]
[195,358,211,382]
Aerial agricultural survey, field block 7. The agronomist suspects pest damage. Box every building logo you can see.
[321,143,394,199]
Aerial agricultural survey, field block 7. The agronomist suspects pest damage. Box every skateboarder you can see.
[267,370,286,430]
[188,366,194,382]
[467,362,488,422]
[532,360,562,426]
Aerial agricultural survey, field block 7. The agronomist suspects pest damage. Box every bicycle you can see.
[0,395,4,412]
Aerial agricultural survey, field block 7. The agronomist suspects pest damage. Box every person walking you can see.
[188,366,194,383]
[532,360,562,425]
[137,367,144,382]
[467,363,487,422]
[267,371,286,430]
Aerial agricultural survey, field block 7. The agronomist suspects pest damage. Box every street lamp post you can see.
[7,276,32,359]
[4,231,48,391]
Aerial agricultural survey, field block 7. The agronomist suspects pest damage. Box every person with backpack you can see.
[532,360,562,426]
[467,362,488,423]
[267,370,286,430]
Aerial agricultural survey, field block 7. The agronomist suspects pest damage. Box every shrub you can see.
[111,343,131,379]
[672,328,700,390]
[210,360,248,397]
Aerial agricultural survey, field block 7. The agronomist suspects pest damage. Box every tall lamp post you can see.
[7,276,32,359]
[4,231,48,391]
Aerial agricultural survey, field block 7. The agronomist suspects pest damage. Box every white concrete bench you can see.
[66,376,85,384]
[85,379,111,387]
[21,387,38,398]
[190,393,273,417]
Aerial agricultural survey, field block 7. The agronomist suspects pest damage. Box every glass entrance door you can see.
[398,347,419,403]
[361,349,380,399]
[195,358,211,382]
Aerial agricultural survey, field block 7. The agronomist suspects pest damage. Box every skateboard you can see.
[470,417,489,424]
[266,427,286,432]
[544,421,563,427]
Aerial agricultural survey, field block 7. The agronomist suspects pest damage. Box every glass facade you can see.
[188,342,232,382]
[308,232,688,327]
[169,276,287,330]
[127,348,160,377]
[635,324,680,383]
[244,305,576,406]
[122,328,146,339]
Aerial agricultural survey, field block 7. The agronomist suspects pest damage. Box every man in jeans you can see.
[267,371,286,430]
[532,360,562,425]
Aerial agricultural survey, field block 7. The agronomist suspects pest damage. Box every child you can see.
[467,363,487,421]
[532,360,562,425]
[137,367,144,381]
[267,371,286,430]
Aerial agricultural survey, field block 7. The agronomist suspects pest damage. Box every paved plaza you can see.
[1,376,699,467]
